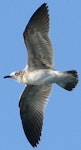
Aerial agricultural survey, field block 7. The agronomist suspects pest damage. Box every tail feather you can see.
[56,70,78,91]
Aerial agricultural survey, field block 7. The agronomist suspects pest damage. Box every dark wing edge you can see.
[19,84,52,147]
[23,3,49,38]
[23,3,53,69]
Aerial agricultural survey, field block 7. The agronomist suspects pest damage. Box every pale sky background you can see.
[0,0,81,150]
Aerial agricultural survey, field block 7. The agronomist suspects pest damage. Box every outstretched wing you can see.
[23,3,53,70]
[19,84,52,147]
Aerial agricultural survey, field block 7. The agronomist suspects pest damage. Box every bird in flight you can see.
[4,3,78,147]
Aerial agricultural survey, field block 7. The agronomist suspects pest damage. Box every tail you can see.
[56,70,78,91]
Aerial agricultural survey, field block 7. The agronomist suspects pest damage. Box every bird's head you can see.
[4,71,23,83]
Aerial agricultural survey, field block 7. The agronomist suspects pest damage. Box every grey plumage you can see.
[23,3,53,69]
[4,3,78,148]
[19,84,52,147]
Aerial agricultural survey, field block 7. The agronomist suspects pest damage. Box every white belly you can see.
[26,69,57,85]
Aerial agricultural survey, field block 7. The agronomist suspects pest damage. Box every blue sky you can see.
[0,0,81,150]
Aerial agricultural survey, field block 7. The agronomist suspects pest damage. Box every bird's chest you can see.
[27,70,44,85]
[27,69,55,85]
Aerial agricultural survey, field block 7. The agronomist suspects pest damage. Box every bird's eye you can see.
[15,72,19,76]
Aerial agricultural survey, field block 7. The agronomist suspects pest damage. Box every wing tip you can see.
[23,3,49,39]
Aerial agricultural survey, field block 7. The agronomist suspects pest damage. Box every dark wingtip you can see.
[23,2,49,39]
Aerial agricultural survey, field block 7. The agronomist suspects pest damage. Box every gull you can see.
[4,3,78,147]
